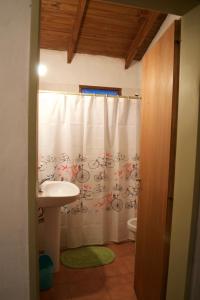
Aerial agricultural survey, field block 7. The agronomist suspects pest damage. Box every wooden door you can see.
[134,21,180,300]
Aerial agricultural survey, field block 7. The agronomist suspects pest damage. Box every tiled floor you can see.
[40,241,137,300]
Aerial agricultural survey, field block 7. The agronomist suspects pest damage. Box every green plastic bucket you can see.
[39,254,53,290]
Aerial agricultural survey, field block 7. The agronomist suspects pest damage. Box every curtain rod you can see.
[39,90,141,100]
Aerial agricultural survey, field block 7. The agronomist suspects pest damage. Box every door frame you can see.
[28,1,40,299]
[28,2,200,300]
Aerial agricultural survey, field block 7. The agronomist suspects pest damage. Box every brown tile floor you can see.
[40,241,137,300]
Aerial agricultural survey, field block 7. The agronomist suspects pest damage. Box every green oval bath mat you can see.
[60,246,116,268]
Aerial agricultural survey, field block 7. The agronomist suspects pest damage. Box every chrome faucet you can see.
[38,174,54,192]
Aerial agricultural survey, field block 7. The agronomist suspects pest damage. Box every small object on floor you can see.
[61,246,116,268]
[39,254,54,290]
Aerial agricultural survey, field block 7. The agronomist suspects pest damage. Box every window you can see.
[79,85,121,96]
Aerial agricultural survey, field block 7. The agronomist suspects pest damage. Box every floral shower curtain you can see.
[38,92,140,248]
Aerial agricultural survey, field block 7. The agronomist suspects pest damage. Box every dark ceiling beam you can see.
[125,13,159,69]
[67,0,88,63]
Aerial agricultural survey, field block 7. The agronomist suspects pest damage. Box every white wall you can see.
[39,50,141,96]
[0,1,31,299]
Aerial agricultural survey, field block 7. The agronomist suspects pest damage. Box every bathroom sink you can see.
[37,181,80,208]
[37,181,80,272]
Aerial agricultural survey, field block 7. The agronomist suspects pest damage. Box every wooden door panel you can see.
[134,21,180,300]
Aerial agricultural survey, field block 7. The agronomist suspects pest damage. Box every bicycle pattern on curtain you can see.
[38,151,139,221]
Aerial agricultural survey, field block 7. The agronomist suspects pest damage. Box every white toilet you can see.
[127,218,137,241]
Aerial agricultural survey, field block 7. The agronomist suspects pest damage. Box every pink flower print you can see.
[100,152,112,158]
[95,193,113,209]
[105,152,112,158]
[71,164,79,177]
[115,169,124,178]
[57,164,68,171]
[106,192,113,203]
[82,183,92,191]
[124,162,133,172]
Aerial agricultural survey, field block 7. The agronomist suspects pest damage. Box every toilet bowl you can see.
[127,218,137,241]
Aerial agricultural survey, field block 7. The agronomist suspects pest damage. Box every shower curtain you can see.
[38,92,140,248]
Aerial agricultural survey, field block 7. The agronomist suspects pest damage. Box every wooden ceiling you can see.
[40,0,167,68]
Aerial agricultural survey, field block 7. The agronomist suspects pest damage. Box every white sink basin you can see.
[37,180,80,272]
[37,181,80,208]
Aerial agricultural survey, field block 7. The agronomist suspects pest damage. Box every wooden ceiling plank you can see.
[81,22,138,36]
[76,48,126,58]
[83,14,141,29]
[67,0,88,63]
[41,0,79,14]
[88,0,143,16]
[78,36,131,50]
[125,13,159,69]
[40,1,166,61]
